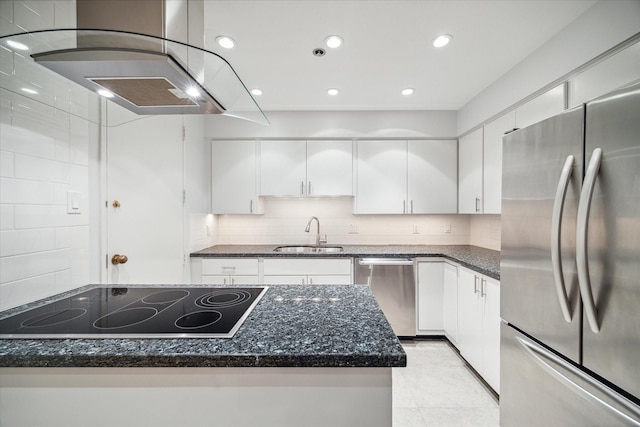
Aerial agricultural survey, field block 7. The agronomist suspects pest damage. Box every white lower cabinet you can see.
[200,258,260,285]
[457,266,500,393]
[442,262,459,344]
[416,260,445,334]
[262,258,353,285]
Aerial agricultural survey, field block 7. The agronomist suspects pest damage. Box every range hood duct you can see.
[18,0,267,122]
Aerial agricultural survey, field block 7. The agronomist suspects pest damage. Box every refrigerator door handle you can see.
[551,154,575,322]
[577,147,603,333]
[515,334,640,426]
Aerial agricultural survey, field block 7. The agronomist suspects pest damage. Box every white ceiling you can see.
[202,0,597,112]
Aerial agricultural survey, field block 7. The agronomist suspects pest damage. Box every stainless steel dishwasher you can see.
[354,258,416,337]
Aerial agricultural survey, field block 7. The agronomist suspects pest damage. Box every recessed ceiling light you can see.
[327,88,339,96]
[216,36,236,49]
[7,40,29,51]
[401,88,414,96]
[97,89,115,98]
[432,34,452,48]
[21,88,38,95]
[251,89,263,96]
[324,35,343,49]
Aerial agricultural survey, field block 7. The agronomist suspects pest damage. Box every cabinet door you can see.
[308,275,352,285]
[260,140,306,196]
[458,129,483,213]
[442,263,458,343]
[408,140,457,214]
[306,140,353,196]
[212,140,258,214]
[457,268,483,368]
[483,111,516,214]
[482,277,501,393]
[417,261,444,332]
[263,275,306,285]
[355,140,407,214]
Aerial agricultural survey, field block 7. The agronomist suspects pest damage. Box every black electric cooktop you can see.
[0,286,268,339]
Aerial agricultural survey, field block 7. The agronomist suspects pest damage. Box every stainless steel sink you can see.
[273,245,344,254]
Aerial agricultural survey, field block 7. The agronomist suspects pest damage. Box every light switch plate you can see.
[67,191,81,214]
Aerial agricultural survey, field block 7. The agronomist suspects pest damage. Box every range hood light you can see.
[327,88,339,96]
[97,89,115,98]
[21,87,38,95]
[251,89,263,96]
[7,40,29,51]
[401,88,414,96]
[185,87,201,98]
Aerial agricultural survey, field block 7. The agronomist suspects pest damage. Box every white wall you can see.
[0,0,101,310]
[457,0,640,135]
[206,110,457,139]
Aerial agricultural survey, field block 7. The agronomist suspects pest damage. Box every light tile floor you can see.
[393,340,500,427]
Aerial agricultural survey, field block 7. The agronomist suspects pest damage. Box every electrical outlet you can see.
[348,223,359,234]
[206,225,211,236]
[444,224,452,234]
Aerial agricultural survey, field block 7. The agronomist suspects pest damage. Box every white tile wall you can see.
[469,214,501,251]
[0,0,98,309]
[215,198,473,246]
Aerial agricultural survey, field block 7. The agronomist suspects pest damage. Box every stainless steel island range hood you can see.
[0,0,267,124]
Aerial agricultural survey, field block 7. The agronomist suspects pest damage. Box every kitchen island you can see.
[0,284,404,427]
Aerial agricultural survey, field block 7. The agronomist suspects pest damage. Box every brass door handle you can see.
[111,254,128,265]
[112,200,121,208]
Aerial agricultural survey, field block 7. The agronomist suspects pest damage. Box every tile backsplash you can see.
[213,198,477,246]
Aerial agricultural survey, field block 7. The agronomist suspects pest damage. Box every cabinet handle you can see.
[410,200,414,214]
[223,278,227,285]
[308,181,312,195]
[250,199,253,213]
[301,181,305,196]
[481,278,486,297]
[403,200,406,214]
[475,197,481,213]
[309,277,313,285]
[301,277,306,285]
[231,278,235,285]
[473,276,479,294]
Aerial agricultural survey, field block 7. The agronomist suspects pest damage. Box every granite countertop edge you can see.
[191,244,501,280]
[0,285,406,369]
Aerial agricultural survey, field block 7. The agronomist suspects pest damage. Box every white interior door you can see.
[105,108,185,284]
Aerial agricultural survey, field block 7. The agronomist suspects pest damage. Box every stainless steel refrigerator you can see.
[500,81,640,426]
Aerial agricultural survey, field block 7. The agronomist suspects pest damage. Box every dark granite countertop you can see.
[0,284,406,369]
[191,244,500,280]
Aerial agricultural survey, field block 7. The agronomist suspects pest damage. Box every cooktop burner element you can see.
[0,286,268,339]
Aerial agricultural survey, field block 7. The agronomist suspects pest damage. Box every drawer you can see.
[201,258,259,275]
[263,258,352,275]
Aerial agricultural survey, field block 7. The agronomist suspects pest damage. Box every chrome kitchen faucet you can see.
[305,216,327,245]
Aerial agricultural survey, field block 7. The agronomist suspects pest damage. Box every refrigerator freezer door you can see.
[501,324,640,427]
[501,106,584,362]
[581,82,640,399]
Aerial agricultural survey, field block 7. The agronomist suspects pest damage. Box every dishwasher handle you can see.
[358,258,413,266]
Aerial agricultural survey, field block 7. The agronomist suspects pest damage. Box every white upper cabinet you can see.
[356,140,406,214]
[515,84,565,129]
[458,129,483,214]
[260,140,307,196]
[212,140,259,214]
[408,140,458,214]
[483,110,516,214]
[306,140,353,196]
[356,140,457,214]
[260,140,353,197]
